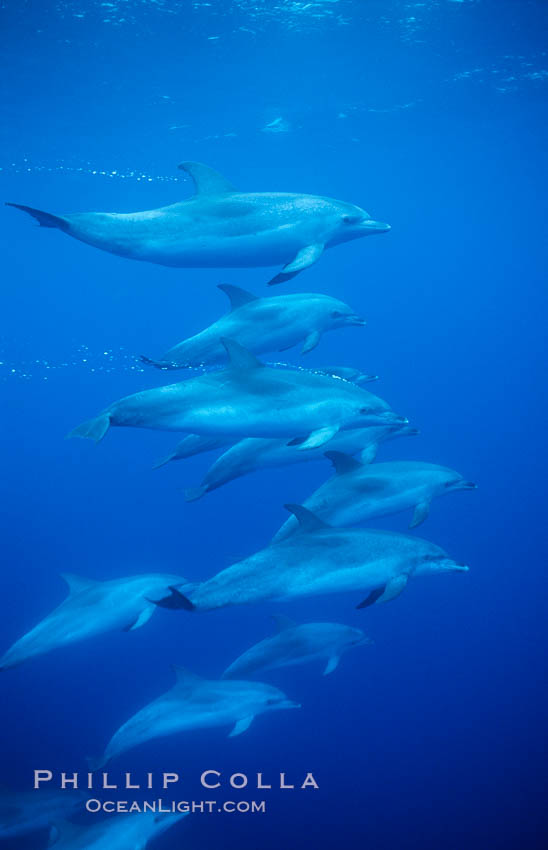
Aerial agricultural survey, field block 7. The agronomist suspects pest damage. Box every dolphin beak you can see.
[348,315,367,326]
[361,219,391,233]
[462,481,478,490]
[454,563,470,572]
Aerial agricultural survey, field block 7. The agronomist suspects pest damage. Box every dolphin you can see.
[7,161,390,284]
[223,616,372,679]
[273,458,477,541]
[89,667,299,770]
[182,423,418,502]
[69,340,404,448]
[155,366,388,469]
[142,284,366,369]
[153,505,469,614]
[0,788,84,839]
[47,811,187,850]
[0,572,188,670]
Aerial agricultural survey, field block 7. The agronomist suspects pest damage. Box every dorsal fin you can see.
[221,338,264,370]
[178,162,236,196]
[271,614,296,633]
[324,451,363,475]
[171,665,203,688]
[60,573,98,595]
[283,504,330,533]
[218,284,258,311]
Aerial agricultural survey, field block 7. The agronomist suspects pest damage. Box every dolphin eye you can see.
[266,698,278,705]
[359,407,370,415]
[331,310,343,318]
[342,214,362,224]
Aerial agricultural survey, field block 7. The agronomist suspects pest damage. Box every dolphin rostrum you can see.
[142,284,366,369]
[7,161,390,284]
[273,458,477,541]
[0,788,84,839]
[181,423,418,502]
[223,616,372,679]
[153,505,469,614]
[0,572,188,669]
[47,811,187,850]
[89,667,299,770]
[69,340,404,448]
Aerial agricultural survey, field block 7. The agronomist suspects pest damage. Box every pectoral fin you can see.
[122,605,156,632]
[323,655,340,676]
[380,575,409,602]
[360,443,379,464]
[410,500,430,529]
[294,425,340,450]
[301,330,321,354]
[229,715,255,737]
[357,575,408,609]
[268,243,324,286]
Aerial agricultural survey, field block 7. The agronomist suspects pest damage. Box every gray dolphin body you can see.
[274,458,477,541]
[90,668,299,770]
[183,423,418,502]
[157,505,469,614]
[69,340,403,447]
[0,572,188,670]
[47,811,187,850]
[0,789,84,839]
[143,284,366,369]
[7,161,390,284]
[223,617,371,679]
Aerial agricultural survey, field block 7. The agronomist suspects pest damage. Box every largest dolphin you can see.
[89,667,299,770]
[69,340,404,448]
[142,284,366,369]
[0,572,188,670]
[47,811,187,850]
[7,161,390,284]
[154,505,469,614]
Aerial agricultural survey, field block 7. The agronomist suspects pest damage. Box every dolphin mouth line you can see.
[361,220,391,233]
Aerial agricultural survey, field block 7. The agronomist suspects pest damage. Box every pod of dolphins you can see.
[3,163,476,847]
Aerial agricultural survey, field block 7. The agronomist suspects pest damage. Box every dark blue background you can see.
[1,1,547,848]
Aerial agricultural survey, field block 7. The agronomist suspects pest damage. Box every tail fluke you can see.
[6,202,69,231]
[184,485,208,502]
[67,413,111,443]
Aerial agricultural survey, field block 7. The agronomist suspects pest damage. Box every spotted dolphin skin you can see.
[181,423,418,502]
[89,667,299,770]
[273,457,477,541]
[154,505,469,614]
[47,811,188,850]
[69,340,405,448]
[7,161,390,284]
[142,284,366,369]
[0,572,188,669]
[223,616,372,679]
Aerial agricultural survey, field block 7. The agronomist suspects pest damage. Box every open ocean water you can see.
[1,1,547,848]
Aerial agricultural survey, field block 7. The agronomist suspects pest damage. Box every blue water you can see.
[2,1,548,847]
